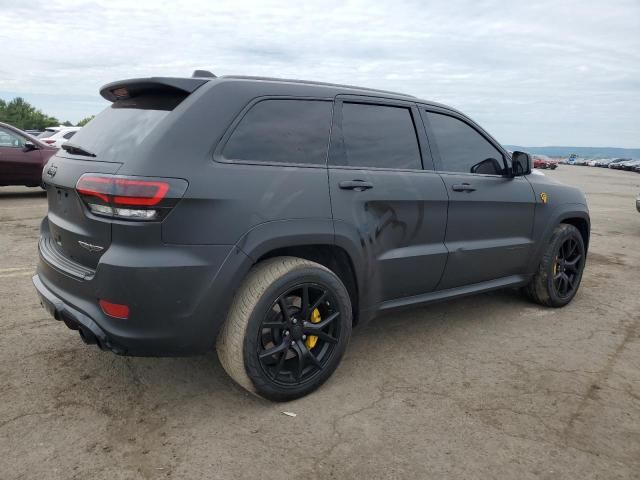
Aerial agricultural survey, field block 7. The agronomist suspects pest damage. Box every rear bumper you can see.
[35,224,252,356]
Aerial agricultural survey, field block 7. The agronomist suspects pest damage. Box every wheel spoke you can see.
[278,297,290,323]
[291,340,322,379]
[271,349,288,380]
[310,291,328,311]
[291,341,305,380]
[305,328,338,344]
[565,255,582,272]
[300,286,309,320]
[304,311,340,332]
[259,340,290,361]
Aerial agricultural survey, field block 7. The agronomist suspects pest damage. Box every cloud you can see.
[0,0,638,146]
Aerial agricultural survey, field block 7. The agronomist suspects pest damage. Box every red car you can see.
[0,122,57,187]
[533,156,558,170]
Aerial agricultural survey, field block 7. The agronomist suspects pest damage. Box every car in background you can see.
[593,158,614,167]
[38,126,81,148]
[621,159,640,171]
[0,121,57,187]
[533,156,558,169]
[609,158,632,169]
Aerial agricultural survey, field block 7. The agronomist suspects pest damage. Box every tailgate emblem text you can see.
[46,164,57,177]
[78,241,104,253]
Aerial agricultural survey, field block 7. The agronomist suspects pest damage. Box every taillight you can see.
[43,139,56,144]
[76,174,188,221]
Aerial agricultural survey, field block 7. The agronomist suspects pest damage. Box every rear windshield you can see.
[38,129,57,139]
[62,92,184,161]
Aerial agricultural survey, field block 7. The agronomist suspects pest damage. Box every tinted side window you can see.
[63,131,76,139]
[335,103,421,169]
[223,99,332,165]
[426,112,504,175]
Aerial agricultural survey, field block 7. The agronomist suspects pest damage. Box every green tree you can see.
[62,120,73,127]
[76,115,95,127]
[0,97,59,130]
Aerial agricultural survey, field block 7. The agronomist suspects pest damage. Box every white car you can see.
[38,126,81,148]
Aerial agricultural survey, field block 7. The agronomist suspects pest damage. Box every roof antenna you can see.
[192,69,216,78]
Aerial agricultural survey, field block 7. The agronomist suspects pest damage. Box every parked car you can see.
[621,159,640,171]
[33,71,590,401]
[38,126,81,148]
[533,156,558,169]
[594,158,614,167]
[609,158,632,169]
[0,121,58,187]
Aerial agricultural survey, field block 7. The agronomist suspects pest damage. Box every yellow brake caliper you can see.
[305,308,321,349]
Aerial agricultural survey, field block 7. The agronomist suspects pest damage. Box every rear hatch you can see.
[42,77,207,272]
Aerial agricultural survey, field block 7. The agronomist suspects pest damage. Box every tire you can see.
[525,224,586,307]
[216,256,352,401]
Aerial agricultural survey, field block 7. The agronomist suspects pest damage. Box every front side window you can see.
[0,127,25,148]
[222,99,333,165]
[334,103,422,169]
[426,112,504,175]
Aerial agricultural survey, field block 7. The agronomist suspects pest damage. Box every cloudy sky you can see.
[1,0,638,147]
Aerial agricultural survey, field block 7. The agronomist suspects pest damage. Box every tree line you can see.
[0,97,94,131]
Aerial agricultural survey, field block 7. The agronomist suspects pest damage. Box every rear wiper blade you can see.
[61,143,96,157]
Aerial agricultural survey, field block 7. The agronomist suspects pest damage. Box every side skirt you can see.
[378,274,531,312]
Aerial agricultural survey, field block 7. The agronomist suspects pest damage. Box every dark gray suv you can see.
[33,72,590,400]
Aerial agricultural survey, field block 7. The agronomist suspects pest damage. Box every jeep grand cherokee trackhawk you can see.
[33,71,590,401]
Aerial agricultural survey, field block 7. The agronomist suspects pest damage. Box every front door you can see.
[421,108,536,290]
[328,97,449,304]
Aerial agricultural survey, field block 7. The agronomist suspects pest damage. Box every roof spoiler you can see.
[99,77,210,102]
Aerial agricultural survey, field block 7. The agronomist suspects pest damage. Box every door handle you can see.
[339,180,374,191]
[451,183,476,192]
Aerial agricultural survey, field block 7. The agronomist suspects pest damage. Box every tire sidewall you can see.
[242,264,352,401]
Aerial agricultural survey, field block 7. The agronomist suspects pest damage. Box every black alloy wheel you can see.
[257,283,342,386]
[552,237,583,299]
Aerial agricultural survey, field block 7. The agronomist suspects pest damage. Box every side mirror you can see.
[23,141,38,152]
[510,151,531,176]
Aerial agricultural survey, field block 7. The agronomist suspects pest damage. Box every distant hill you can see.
[504,145,640,159]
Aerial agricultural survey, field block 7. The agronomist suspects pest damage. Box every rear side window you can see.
[63,131,76,139]
[333,103,421,169]
[222,99,332,165]
[426,112,504,175]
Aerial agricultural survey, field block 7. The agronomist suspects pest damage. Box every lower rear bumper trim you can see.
[32,274,125,354]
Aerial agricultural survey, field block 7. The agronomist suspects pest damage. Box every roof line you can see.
[219,75,416,99]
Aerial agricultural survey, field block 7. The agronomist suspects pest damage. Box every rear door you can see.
[421,108,536,289]
[328,96,449,302]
